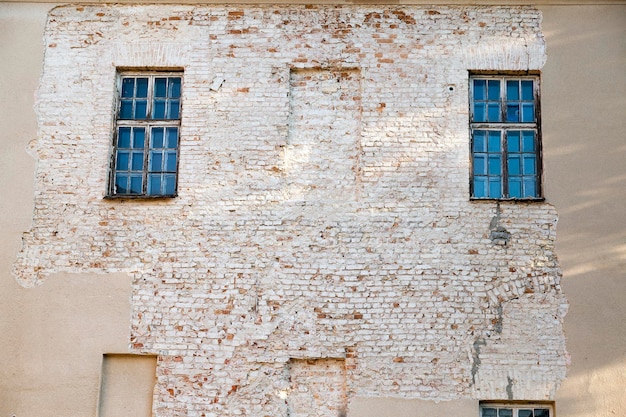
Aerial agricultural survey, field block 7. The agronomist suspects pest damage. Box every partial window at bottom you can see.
[481,403,553,417]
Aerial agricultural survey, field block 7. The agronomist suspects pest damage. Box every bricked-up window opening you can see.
[108,72,182,197]
[470,75,542,200]
[480,403,554,417]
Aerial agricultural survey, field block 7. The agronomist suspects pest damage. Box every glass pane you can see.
[136,78,148,98]
[519,410,533,417]
[155,78,167,97]
[474,131,486,152]
[474,177,487,198]
[165,152,177,172]
[508,155,521,175]
[474,155,487,175]
[488,80,500,100]
[135,100,147,119]
[509,177,522,198]
[131,152,144,171]
[488,103,501,122]
[118,127,131,148]
[148,174,161,195]
[474,79,486,100]
[508,131,520,152]
[133,128,145,149]
[119,100,133,119]
[153,100,166,119]
[150,152,163,172]
[524,156,536,174]
[482,408,497,417]
[489,179,501,198]
[164,174,176,195]
[115,174,128,194]
[522,103,535,122]
[116,151,129,171]
[498,409,513,417]
[488,155,501,175]
[507,80,519,100]
[130,175,143,194]
[488,131,501,152]
[534,409,550,417]
[524,179,537,197]
[170,77,181,98]
[151,127,164,148]
[166,128,178,148]
[168,99,180,119]
[121,78,135,97]
[474,103,486,122]
[507,104,520,122]
[523,131,535,152]
[522,80,534,100]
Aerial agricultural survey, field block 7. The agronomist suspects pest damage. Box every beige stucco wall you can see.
[0,2,624,417]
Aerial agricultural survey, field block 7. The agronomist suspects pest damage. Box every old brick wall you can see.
[14,5,566,416]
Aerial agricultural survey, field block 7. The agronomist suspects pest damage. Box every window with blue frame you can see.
[470,75,542,199]
[109,72,182,197]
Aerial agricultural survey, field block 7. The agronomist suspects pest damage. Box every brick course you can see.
[14,5,566,416]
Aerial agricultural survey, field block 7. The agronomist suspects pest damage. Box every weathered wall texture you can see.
[12,5,567,416]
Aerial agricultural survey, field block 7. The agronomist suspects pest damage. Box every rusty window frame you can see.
[469,74,543,200]
[480,402,554,417]
[107,70,183,198]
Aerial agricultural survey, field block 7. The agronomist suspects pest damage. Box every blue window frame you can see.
[109,72,182,197]
[470,75,542,199]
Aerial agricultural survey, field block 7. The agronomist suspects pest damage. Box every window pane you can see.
[474,103,486,122]
[130,175,143,194]
[519,410,533,417]
[488,155,501,175]
[509,178,522,198]
[120,100,133,119]
[507,80,519,100]
[524,179,537,197]
[508,131,520,152]
[474,79,486,100]
[482,408,497,417]
[170,77,182,98]
[155,78,167,97]
[498,409,513,417]
[473,131,486,152]
[153,100,166,119]
[488,103,501,122]
[150,152,163,172]
[474,177,487,198]
[474,155,487,175]
[131,152,144,171]
[507,104,520,122]
[164,174,176,195]
[488,131,501,152]
[488,80,500,100]
[135,100,147,119]
[118,127,131,148]
[534,409,550,417]
[168,99,180,119]
[148,174,161,195]
[115,174,128,194]
[522,103,535,122]
[489,179,501,198]
[521,80,534,100]
[151,127,164,148]
[116,151,130,171]
[508,155,521,175]
[524,156,536,175]
[121,78,135,98]
[165,152,177,172]
[133,128,145,149]
[136,78,148,98]
[166,128,178,148]
[522,131,535,152]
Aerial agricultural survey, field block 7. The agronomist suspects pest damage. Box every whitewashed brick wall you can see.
[14,5,566,416]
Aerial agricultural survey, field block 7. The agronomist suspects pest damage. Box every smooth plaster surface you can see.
[0,2,624,416]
